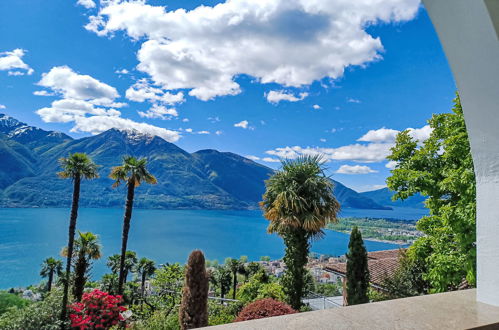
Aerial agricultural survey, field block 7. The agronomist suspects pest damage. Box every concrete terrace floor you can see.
[208,290,499,330]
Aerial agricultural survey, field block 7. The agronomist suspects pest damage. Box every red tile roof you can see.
[324,249,405,288]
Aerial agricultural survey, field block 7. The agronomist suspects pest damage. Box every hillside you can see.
[360,187,426,209]
[0,113,390,210]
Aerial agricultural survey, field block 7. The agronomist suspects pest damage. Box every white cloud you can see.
[38,66,119,106]
[266,124,431,164]
[36,67,180,142]
[266,143,393,163]
[0,104,6,109]
[208,116,221,123]
[115,68,129,74]
[385,160,398,169]
[126,79,184,105]
[265,90,308,104]
[33,90,55,96]
[0,49,34,75]
[185,128,193,133]
[182,118,189,122]
[198,130,210,134]
[77,0,96,9]
[86,0,420,100]
[357,184,387,192]
[320,138,326,142]
[262,157,281,163]
[336,164,378,174]
[313,104,321,110]
[358,125,432,144]
[358,127,399,143]
[408,125,432,142]
[234,120,249,129]
[138,104,178,119]
[215,130,223,135]
[347,98,361,104]
[246,155,260,161]
[70,115,180,141]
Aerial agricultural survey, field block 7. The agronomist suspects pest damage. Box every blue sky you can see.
[0,0,456,192]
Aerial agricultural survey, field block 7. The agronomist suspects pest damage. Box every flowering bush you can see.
[69,289,126,329]
[234,298,296,322]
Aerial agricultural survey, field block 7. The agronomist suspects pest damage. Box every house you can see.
[324,249,404,305]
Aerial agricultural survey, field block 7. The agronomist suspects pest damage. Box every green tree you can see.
[101,273,118,294]
[62,231,102,301]
[225,257,246,300]
[179,250,209,330]
[40,257,63,292]
[123,251,138,284]
[382,249,429,299]
[107,254,121,276]
[136,257,156,300]
[151,263,184,312]
[210,266,232,301]
[346,226,370,305]
[110,156,157,295]
[57,153,99,322]
[387,94,476,292]
[260,155,340,310]
[0,292,29,315]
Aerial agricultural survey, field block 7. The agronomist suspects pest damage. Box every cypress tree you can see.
[179,250,209,330]
[346,226,370,305]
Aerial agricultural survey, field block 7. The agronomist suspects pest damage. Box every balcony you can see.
[209,290,499,329]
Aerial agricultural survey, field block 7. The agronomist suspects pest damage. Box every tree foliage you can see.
[62,231,102,301]
[261,155,340,309]
[346,226,369,305]
[110,155,157,295]
[179,250,209,330]
[58,152,99,323]
[40,257,63,292]
[387,94,476,292]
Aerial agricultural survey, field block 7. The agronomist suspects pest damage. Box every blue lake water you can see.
[0,207,425,289]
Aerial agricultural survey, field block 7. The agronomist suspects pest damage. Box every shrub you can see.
[130,308,180,330]
[0,289,65,330]
[234,298,296,322]
[0,292,29,315]
[69,289,126,329]
[208,301,241,326]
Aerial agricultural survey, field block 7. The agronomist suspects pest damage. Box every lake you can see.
[0,207,424,289]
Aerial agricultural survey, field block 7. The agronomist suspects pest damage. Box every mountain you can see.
[333,181,392,210]
[360,187,426,209]
[0,114,390,210]
[0,113,72,153]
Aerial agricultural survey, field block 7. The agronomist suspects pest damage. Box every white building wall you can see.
[423,0,499,306]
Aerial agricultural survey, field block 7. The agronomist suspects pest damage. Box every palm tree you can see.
[40,257,63,292]
[210,265,232,301]
[110,156,157,295]
[135,257,156,300]
[123,251,138,284]
[107,254,121,275]
[260,155,340,309]
[58,153,99,321]
[62,231,102,301]
[226,257,246,300]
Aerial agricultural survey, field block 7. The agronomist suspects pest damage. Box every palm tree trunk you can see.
[48,271,54,292]
[118,180,135,295]
[141,273,146,299]
[73,253,87,301]
[232,272,237,300]
[60,175,81,323]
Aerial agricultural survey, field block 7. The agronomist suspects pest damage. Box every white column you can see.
[423,0,499,306]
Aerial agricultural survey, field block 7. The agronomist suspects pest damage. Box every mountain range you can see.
[0,113,424,210]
